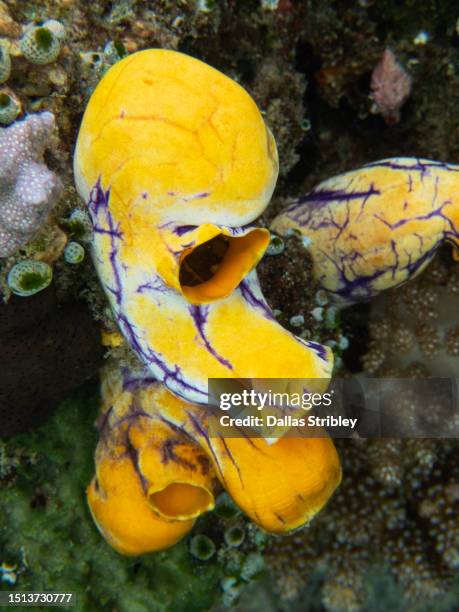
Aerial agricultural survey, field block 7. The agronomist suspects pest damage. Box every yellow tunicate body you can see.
[272,158,459,303]
[74,48,277,301]
[74,49,333,404]
[87,366,341,553]
[145,380,341,534]
[75,49,277,224]
[87,366,218,555]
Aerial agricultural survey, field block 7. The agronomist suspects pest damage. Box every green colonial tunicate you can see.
[42,20,66,41]
[266,235,284,256]
[64,241,85,264]
[66,209,93,241]
[289,314,304,328]
[7,260,52,296]
[0,93,20,125]
[20,25,61,65]
[315,289,329,306]
[221,577,242,607]
[224,525,245,547]
[189,534,216,561]
[103,40,127,65]
[197,0,216,12]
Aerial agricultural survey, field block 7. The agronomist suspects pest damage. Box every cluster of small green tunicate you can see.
[189,492,269,608]
[7,260,52,296]
[0,92,19,125]
[80,39,126,76]
[0,42,11,84]
[0,18,66,128]
[284,229,345,370]
[20,20,65,66]
[64,241,85,265]
[266,234,285,256]
[79,41,126,93]
[197,0,216,13]
[61,210,90,265]
[308,287,346,372]
[224,525,245,547]
[103,40,127,65]
[289,314,305,328]
[64,209,93,242]
[189,534,216,561]
[79,51,104,75]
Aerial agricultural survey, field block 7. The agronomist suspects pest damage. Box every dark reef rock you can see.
[0,287,104,438]
[258,232,317,332]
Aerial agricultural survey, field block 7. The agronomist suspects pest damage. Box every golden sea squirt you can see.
[74,49,333,403]
[74,48,276,303]
[272,158,459,304]
[87,366,218,555]
[87,366,341,553]
[152,385,342,535]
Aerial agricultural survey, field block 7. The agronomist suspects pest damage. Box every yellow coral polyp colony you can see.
[75,48,341,555]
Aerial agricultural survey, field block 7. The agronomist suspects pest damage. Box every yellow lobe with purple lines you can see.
[272,158,459,304]
[74,49,333,403]
[87,366,341,554]
[87,366,218,555]
[74,48,276,303]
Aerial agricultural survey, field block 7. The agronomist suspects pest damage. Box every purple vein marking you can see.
[172,224,196,236]
[158,414,194,442]
[303,340,329,362]
[116,312,207,401]
[136,276,171,301]
[111,408,153,431]
[185,409,227,485]
[374,201,455,234]
[285,182,381,220]
[189,305,233,369]
[88,178,210,402]
[390,240,399,279]
[239,278,274,320]
[125,429,148,491]
[88,179,124,305]
[320,237,439,302]
[123,374,158,391]
[364,158,459,174]
[219,435,244,488]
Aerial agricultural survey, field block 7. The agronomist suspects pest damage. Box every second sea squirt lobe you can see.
[272,158,459,304]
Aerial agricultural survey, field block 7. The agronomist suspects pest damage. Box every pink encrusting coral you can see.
[370,48,412,125]
[0,112,62,257]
